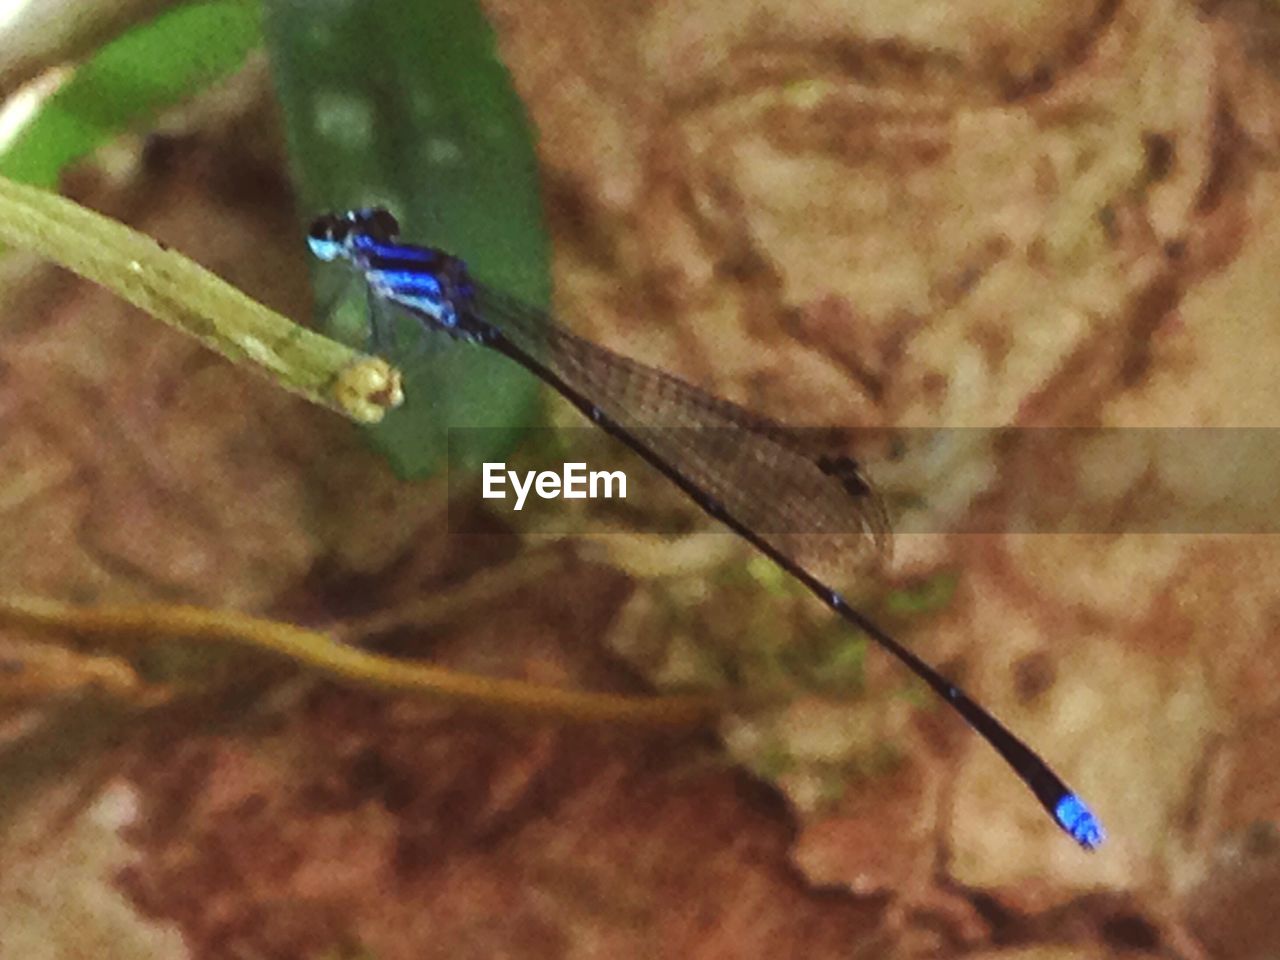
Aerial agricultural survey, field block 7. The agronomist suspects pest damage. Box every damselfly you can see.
[308,207,1105,850]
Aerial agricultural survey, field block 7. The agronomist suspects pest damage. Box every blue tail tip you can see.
[1055,794,1106,850]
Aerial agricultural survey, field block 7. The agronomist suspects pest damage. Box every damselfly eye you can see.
[307,215,347,243]
[306,214,352,262]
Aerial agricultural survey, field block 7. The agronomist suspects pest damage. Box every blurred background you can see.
[1,0,1279,957]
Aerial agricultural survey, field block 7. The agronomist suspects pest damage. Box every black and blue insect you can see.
[308,207,1105,851]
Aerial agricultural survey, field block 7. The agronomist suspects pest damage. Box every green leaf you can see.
[263,0,547,478]
[743,553,796,596]
[0,1,262,188]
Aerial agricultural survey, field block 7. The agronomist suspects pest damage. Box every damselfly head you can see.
[307,208,403,262]
[307,213,352,262]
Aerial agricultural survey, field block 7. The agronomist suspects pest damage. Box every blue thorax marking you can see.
[359,243,467,330]
[369,267,445,301]
[352,234,440,265]
[375,278,458,329]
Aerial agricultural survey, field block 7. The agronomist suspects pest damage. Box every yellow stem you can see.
[0,596,727,728]
[0,173,401,423]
